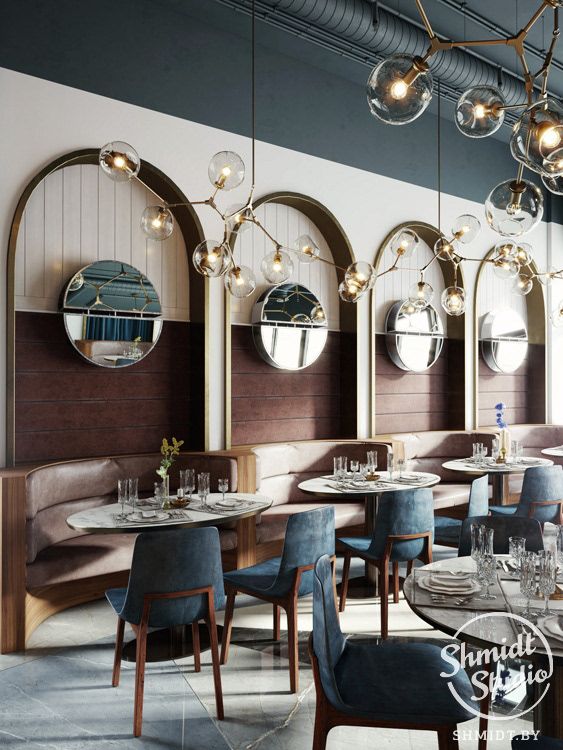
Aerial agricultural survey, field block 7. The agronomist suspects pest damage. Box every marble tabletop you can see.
[298,470,440,495]
[542,446,563,457]
[443,457,553,475]
[66,492,272,533]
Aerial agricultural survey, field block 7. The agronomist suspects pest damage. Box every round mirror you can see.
[480,308,528,373]
[61,260,163,368]
[385,301,445,372]
[252,283,328,370]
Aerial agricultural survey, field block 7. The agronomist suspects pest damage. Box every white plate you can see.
[214,499,241,509]
[418,575,481,596]
[126,511,170,523]
[539,615,563,643]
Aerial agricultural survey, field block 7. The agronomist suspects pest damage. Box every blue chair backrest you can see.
[516,465,563,523]
[273,506,335,593]
[120,527,225,627]
[467,475,489,517]
[458,515,544,557]
[312,554,346,710]
[367,488,434,561]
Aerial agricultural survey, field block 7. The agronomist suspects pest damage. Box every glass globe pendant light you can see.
[99,141,140,182]
[226,204,252,234]
[513,273,534,296]
[261,248,294,284]
[451,214,481,243]
[140,206,174,240]
[543,173,563,195]
[513,242,533,266]
[492,242,520,279]
[441,285,466,316]
[510,99,563,177]
[193,240,231,278]
[224,265,256,298]
[434,237,456,261]
[208,151,245,190]
[294,234,320,263]
[485,178,543,237]
[345,261,374,292]
[391,229,419,258]
[338,279,366,303]
[367,54,433,125]
[310,303,326,324]
[455,86,505,138]
[408,277,434,310]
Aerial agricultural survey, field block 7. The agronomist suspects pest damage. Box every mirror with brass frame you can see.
[252,283,328,370]
[385,300,445,372]
[480,308,528,374]
[61,260,163,368]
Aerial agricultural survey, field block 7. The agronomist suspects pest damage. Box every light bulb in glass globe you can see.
[261,248,294,284]
[441,286,466,316]
[485,178,543,237]
[451,214,481,244]
[510,99,563,177]
[513,242,533,266]
[345,261,374,290]
[226,204,252,235]
[538,266,557,286]
[408,279,434,310]
[140,206,174,240]
[208,151,245,190]
[310,303,327,325]
[399,299,417,317]
[294,234,320,263]
[551,301,563,328]
[367,54,433,125]
[193,240,231,278]
[99,141,140,182]
[493,255,520,280]
[391,229,419,258]
[224,265,256,298]
[434,237,456,261]
[512,273,533,296]
[543,173,563,195]
[338,279,366,303]
[455,86,505,138]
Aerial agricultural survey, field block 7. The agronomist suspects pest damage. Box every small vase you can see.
[162,475,170,501]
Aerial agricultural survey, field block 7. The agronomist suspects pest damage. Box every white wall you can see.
[0,67,559,459]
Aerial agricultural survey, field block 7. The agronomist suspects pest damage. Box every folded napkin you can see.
[539,615,563,642]
[428,573,478,593]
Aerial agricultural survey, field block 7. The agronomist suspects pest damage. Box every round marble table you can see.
[442,457,553,506]
[404,556,563,737]
[67,493,272,662]
[298,471,440,597]
[542,446,563,458]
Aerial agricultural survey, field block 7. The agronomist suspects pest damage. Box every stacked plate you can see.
[213,498,241,509]
[126,510,169,523]
[418,571,481,596]
[538,615,563,644]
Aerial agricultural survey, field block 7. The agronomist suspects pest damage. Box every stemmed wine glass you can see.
[218,478,229,503]
[538,550,557,616]
[520,552,538,621]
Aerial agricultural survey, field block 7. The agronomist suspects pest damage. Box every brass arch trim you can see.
[6,149,207,465]
[369,221,466,437]
[224,190,358,449]
[472,249,546,428]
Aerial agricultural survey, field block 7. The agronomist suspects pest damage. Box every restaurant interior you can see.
[2,0,563,748]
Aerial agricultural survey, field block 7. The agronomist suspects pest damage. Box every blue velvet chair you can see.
[434,475,489,547]
[309,555,475,750]
[457,515,544,557]
[338,488,434,639]
[490,465,563,526]
[220,506,335,693]
[106,527,225,736]
[513,736,563,749]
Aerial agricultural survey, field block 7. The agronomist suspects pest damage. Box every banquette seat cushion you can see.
[253,441,390,544]
[26,453,238,589]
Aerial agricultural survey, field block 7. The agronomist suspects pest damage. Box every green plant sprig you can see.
[157,436,184,479]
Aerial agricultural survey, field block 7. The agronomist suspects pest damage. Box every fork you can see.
[431,594,474,605]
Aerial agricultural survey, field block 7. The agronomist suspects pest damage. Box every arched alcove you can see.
[225,191,357,447]
[370,222,466,435]
[6,149,206,464]
[473,250,546,428]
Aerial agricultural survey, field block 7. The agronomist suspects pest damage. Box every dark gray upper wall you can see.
[1,0,561,223]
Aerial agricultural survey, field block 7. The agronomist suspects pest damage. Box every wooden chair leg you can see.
[380,562,389,639]
[192,621,201,672]
[133,622,148,737]
[437,726,459,750]
[312,707,330,750]
[339,552,351,613]
[206,612,224,720]
[220,587,236,665]
[478,689,489,750]
[112,617,125,687]
[407,560,414,577]
[287,601,299,693]
[392,562,400,603]
[273,604,281,640]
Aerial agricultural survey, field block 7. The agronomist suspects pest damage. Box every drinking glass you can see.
[359,463,369,481]
[183,469,195,500]
[117,479,128,519]
[538,550,557,616]
[520,552,538,620]
[218,478,229,502]
[472,442,480,462]
[366,451,378,472]
[470,523,484,566]
[556,525,563,578]
[482,526,494,556]
[337,456,348,481]
[480,447,488,465]
[511,440,521,463]
[397,458,405,479]
[350,460,359,481]
[508,536,526,577]
[154,482,164,508]
[198,472,210,509]
[128,477,138,511]
[477,553,497,600]
[491,437,499,461]
[333,457,341,478]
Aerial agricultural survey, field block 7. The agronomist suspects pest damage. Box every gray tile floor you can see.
[0,553,534,749]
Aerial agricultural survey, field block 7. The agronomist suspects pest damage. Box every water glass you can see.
[477,553,497,600]
[520,552,538,620]
[482,526,494,556]
[359,463,369,481]
[491,437,499,461]
[181,468,195,500]
[366,451,378,472]
[508,536,526,577]
[336,456,348,480]
[218,478,229,502]
[397,458,405,478]
[128,477,138,510]
[198,472,210,509]
[556,525,563,576]
[154,481,164,508]
[117,479,128,519]
[350,460,359,480]
[538,550,557,615]
[470,523,483,565]
[511,440,521,463]
[480,447,488,465]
